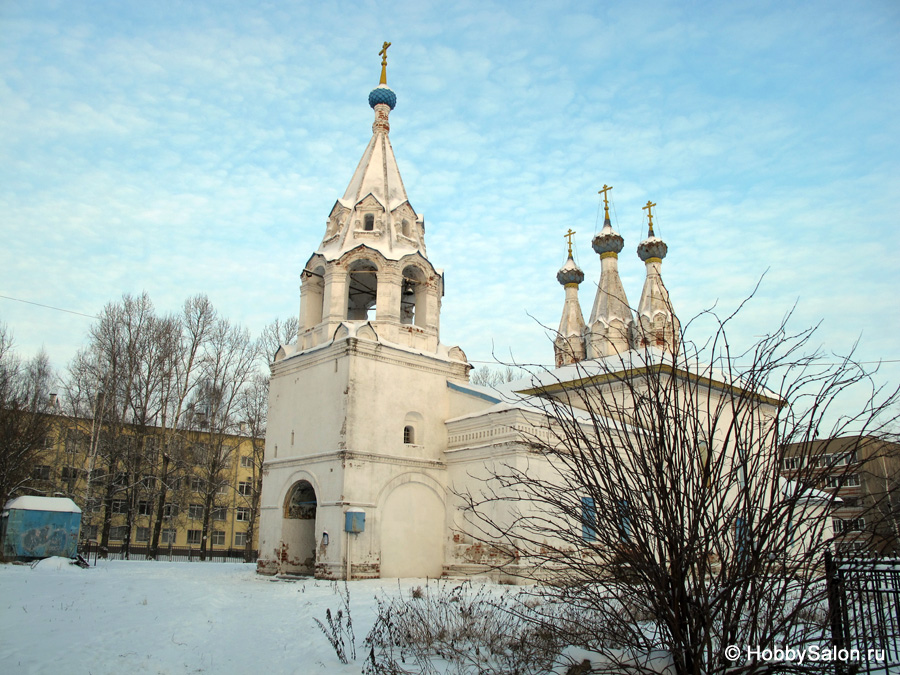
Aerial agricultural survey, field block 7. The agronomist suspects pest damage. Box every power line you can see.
[2,294,896,368]
[0,294,97,319]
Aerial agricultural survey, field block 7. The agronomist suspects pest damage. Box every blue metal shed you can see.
[1,496,82,561]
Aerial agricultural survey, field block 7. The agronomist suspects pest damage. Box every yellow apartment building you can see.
[23,412,262,558]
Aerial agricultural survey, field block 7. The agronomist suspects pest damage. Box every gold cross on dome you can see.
[379,42,392,84]
[598,184,613,219]
[643,200,657,235]
[564,228,576,256]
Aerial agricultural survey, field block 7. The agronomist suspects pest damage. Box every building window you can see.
[581,497,596,543]
[212,507,227,521]
[240,455,253,468]
[138,500,151,516]
[236,507,251,522]
[364,213,374,231]
[211,530,225,546]
[65,432,83,453]
[834,451,858,466]
[238,482,253,497]
[82,525,98,540]
[828,474,861,489]
[161,529,176,545]
[136,527,150,542]
[111,499,127,514]
[140,474,155,489]
[781,456,801,471]
[839,540,866,554]
[144,436,159,462]
[32,465,51,480]
[833,517,865,534]
[113,472,128,489]
[191,477,203,492]
[61,466,82,482]
[234,531,247,547]
[403,425,415,444]
[188,504,204,520]
[109,526,128,541]
[187,530,202,545]
[163,503,178,519]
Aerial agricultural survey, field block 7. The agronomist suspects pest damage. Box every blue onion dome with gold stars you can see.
[557,253,585,286]
[369,84,396,110]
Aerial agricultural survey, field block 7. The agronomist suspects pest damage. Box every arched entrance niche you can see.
[281,480,317,575]
[379,475,445,578]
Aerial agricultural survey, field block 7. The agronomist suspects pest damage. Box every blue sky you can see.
[1,0,898,395]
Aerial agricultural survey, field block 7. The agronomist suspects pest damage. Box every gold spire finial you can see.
[564,228,577,257]
[598,184,613,221]
[643,200,657,237]
[379,41,392,85]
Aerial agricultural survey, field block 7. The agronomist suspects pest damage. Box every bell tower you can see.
[296,42,442,354]
[258,46,470,580]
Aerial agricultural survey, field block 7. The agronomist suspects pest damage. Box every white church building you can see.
[255,55,783,580]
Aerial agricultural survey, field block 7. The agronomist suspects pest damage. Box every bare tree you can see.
[0,323,55,506]
[148,295,216,558]
[188,317,257,560]
[458,310,900,675]
[64,293,190,557]
[469,365,525,388]
[258,315,299,363]
[237,371,268,561]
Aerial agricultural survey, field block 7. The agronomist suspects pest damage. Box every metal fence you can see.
[77,540,257,565]
[825,551,900,675]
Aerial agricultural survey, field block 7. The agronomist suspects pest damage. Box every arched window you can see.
[401,219,411,237]
[364,213,375,231]
[403,411,423,447]
[347,259,378,320]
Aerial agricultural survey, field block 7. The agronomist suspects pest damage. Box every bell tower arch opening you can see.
[400,265,427,327]
[302,264,326,329]
[347,259,378,320]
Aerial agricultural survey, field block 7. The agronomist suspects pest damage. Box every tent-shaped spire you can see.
[554,230,587,367]
[317,44,426,262]
[636,200,680,353]
[586,185,635,357]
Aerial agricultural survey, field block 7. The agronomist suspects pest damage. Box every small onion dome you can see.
[637,236,668,262]
[557,254,585,286]
[368,84,397,110]
[592,220,624,256]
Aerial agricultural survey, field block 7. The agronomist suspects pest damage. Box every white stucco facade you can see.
[256,66,822,581]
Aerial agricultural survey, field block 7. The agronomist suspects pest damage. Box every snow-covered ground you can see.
[0,558,426,674]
